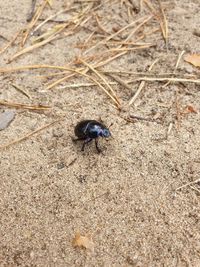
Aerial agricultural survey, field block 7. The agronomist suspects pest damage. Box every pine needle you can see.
[0,100,51,110]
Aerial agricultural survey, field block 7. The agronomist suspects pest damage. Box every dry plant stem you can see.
[9,23,68,62]
[95,14,110,35]
[0,64,75,73]
[33,7,74,33]
[84,15,149,54]
[59,81,119,89]
[107,74,133,91]
[80,73,120,108]
[0,100,51,110]
[157,0,168,46]
[176,178,200,191]
[108,44,153,52]
[46,73,78,89]
[131,77,200,84]
[80,58,119,101]
[124,15,153,43]
[0,120,61,150]
[22,0,48,46]
[9,35,57,62]
[0,30,22,55]
[46,65,120,107]
[11,83,31,99]
[94,51,127,69]
[102,70,198,79]
[143,0,158,17]
[189,185,200,194]
[108,41,152,46]
[37,71,70,79]
[129,58,159,106]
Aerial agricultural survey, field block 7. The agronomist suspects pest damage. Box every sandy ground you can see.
[0,0,200,266]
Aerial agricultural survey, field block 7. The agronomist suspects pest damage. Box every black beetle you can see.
[73,120,111,153]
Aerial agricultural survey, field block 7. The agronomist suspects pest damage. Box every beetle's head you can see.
[101,128,111,138]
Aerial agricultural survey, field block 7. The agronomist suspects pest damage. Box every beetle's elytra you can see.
[73,120,111,153]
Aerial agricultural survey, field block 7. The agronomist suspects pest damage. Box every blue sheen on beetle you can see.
[73,120,111,153]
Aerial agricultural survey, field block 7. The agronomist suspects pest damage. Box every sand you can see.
[0,0,200,266]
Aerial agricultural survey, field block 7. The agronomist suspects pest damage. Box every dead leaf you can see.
[186,105,197,114]
[72,232,94,251]
[0,110,16,130]
[184,54,200,67]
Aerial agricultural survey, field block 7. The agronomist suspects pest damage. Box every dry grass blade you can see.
[95,13,110,35]
[59,81,118,89]
[78,70,121,108]
[132,77,200,84]
[95,51,127,68]
[124,15,153,42]
[0,64,74,73]
[22,0,48,46]
[46,65,120,107]
[157,0,168,46]
[0,100,51,110]
[107,74,133,91]
[0,120,61,150]
[80,58,120,102]
[37,71,69,79]
[143,0,158,17]
[176,178,200,191]
[109,44,154,52]
[33,7,74,33]
[11,83,31,99]
[85,15,149,54]
[0,30,22,55]
[46,73,77,89]
[9,22,68,62]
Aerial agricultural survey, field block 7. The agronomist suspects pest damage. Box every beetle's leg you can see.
[81,138,92,151]
[95,139,101,153]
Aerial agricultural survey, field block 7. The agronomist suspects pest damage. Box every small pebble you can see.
[0,110,16,130]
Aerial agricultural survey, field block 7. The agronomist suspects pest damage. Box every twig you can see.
[176,178,200,191]
[59,81,118,89]
[0,30,22,55]
[157,0,168,48]
[46,65,120,107]
[33,7,74,33]
[107,73,133,91]
[22,0,48,46]
[0,100,51,110]
[11,83,31,99]
[130,77,200,84]
[9,23,68,62]
[80,58,120,102]
[129,115,155,122]
[0,64,75,73]
[84,15,149,54]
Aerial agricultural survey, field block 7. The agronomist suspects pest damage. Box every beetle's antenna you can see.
[108,122,114,128]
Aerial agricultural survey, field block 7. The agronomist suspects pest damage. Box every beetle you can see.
[73,120,111,153]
